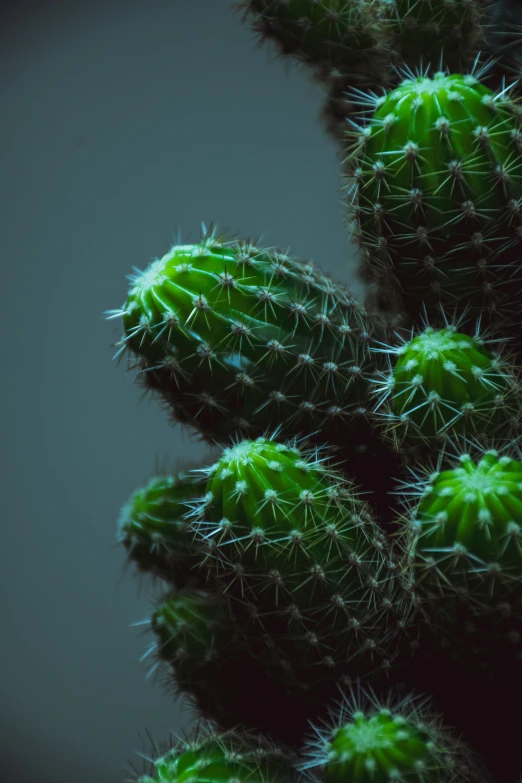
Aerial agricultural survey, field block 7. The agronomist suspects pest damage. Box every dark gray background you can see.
[1,1,364,781]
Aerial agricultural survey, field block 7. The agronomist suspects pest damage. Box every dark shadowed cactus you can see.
[142,587,333,747]
[376,0,488,74]
[187,436,420,700]
[235,0,388,72]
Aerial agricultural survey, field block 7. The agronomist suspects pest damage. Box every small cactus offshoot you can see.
[298,683,486,782]
[369,318,522,452]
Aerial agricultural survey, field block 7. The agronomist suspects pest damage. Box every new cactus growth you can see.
[299,684,486,782]
[395,442,522,679]
[345,66,522,332]
[369,319,522,451]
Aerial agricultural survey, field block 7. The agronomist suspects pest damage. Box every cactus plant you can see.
[394,438,522,678]
[299,683,488,782]
[345,65,522,335]
[117,471,207,588]
[131,723,299,783]
[105,3,522,783]
[186,435,419,698]
[106,225,407,529]
[368,315,522,453]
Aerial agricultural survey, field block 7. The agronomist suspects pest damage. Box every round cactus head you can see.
[345,65,522,328]
[369,320,522,449]
[299,684,483,782]
[193,435,384,605]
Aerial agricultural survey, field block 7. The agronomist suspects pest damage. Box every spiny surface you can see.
[111,231,377,444]
[107,226,405,525]
[188,436,419,700]
[236,0,388,73]
[134,724,298,783]
[369,323,522,451]
[396,445,522,679]
[346,69,522,331]
[299,685,486,782]
[146,587,334,747]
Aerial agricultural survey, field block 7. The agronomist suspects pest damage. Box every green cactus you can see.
[104,4,522,783]
[187,435,419,698]
[108,226,380,445]
[345,66,522,333]
[368,319,522,452]
[117,472,207,588]
[133,723,299,783]
[298,683,486,782]
[394,439,522,679]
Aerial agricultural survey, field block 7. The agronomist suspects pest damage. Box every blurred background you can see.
[0,1,365,781]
